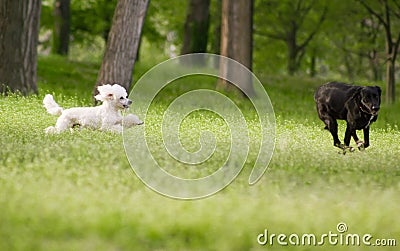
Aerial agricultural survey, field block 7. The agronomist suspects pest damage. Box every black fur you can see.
[314,81,381,150]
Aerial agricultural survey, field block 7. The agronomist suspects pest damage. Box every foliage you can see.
[254,0,329,75]
[142,0,187,55]
[39,0,400,82]
[0,56,399,250]
[41,0,116,42]
[252,0,400,80]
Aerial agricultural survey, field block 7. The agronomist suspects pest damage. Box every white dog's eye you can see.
[120,97,124,100]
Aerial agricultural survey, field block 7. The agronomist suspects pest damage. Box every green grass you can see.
[0,56,399,250]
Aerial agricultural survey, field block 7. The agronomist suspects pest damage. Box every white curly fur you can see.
[43,84,143,133]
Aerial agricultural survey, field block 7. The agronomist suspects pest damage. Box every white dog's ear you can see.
[95,93,113,101]
[95,84,115,101]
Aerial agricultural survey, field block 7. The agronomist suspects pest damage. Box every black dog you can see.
[314,82,381,152]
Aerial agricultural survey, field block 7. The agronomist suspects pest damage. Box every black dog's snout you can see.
[372,105,380,111]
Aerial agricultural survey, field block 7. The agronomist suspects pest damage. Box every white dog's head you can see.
[94,84,132,109]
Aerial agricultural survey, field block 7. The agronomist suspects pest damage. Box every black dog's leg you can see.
[351,131,359,142]
[325,119,342,148]
[352,131,365,150]
[343,123,355,152]
[316,103,342,149]
[351,130,367,151]
[363,126,370,149]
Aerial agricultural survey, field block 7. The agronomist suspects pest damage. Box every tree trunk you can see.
[286,23,298,76]
[0,0,41,95]
[386,59,395,104]
[385,32,397,104]
[95,0,149,95]
[309,49,316,78]
[181,0,210,55]
[52,0,70,55]
[369,50,381,81]
[217,0,255,97]
[211,0,222,67]
[287,43,298,75]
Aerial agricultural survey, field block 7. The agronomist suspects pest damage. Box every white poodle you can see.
[43,84,143,133]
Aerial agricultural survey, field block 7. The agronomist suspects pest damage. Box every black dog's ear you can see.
[351,86,363,100]
[375,86,382,96]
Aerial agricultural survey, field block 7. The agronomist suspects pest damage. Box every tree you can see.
[217,0,255,97]
[181,0,211,55]
[71,0,117,43]
[320,2,385,81]
[0,0,41,95]
[210,0,222,67]
[52,0,71,55]
[140,0,187,54]
[358,0,400,104]
[95,0,149,94]
[255,0,327,75]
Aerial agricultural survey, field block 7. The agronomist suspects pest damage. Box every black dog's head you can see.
[359,86,381,116]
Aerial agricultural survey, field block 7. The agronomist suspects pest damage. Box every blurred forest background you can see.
[2,2,400,250]
[1,0,400,102]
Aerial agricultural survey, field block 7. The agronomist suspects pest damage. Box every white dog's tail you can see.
[43,94,63,116]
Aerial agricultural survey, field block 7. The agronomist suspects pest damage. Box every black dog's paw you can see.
[357,141,365,151]
[338,145,355,155]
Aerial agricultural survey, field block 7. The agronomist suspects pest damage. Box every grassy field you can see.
[0,56,399,250]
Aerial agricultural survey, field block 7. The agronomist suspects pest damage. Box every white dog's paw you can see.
[45,126,58,134]
[124,114,144,127]
[104,124,123,133]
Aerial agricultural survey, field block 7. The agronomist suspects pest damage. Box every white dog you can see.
[43,84,143,133]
